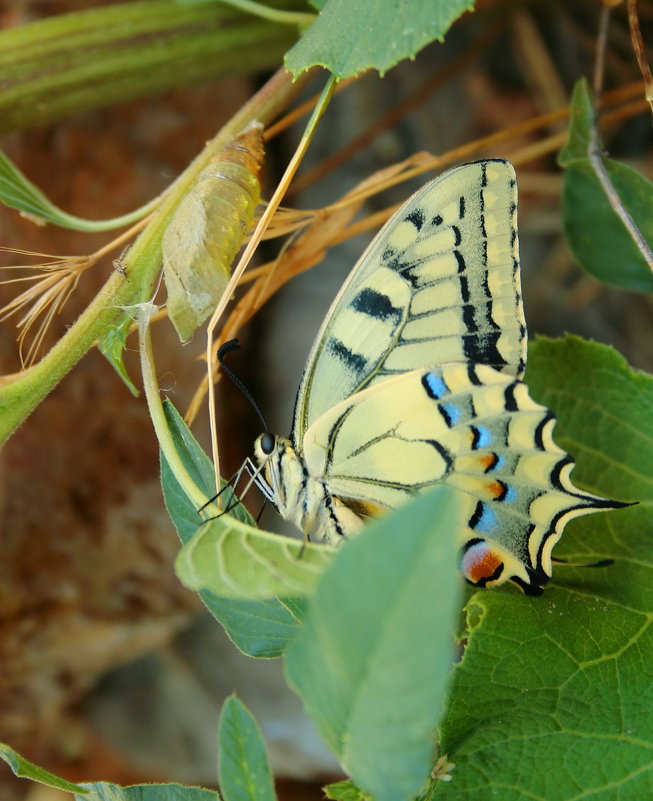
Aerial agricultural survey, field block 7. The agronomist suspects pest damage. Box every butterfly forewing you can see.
[292,160,526,445]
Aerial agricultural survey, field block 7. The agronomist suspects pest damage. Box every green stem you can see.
[34,195,162,233]
[201,0,315,25]
[1,148,164,231]
[0,66,314,446]
[138,303,210,510]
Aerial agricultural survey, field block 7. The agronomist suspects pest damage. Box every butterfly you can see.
[251,160,624,595]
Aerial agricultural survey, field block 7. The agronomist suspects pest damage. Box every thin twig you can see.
[593,3,611,102]
[205,73,338,496]
[627,0,653,113]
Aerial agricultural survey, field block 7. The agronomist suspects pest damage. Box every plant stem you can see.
[138,302,209,510]
[206,0,315,26]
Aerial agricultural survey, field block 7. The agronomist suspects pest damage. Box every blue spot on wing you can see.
[475,425,492,448]
[423,372,449,399]
[441,403,461,424]
[504,486,518,504]
[473,503,498,535]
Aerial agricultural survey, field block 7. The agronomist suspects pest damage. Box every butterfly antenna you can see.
[218,339,270,434]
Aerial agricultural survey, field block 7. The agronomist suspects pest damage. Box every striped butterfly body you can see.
[253,160,623,595]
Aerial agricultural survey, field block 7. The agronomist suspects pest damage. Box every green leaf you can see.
[160,400,304,654]
[323,779,371,801]
[200,595,303,658]
[558,78,593,166]
[285,487,461,801]
[562,159,653,292]
[429,336,652,800]
[98,316,139,396]
[0,742,87,793]
[218,696,277,801]
[175,515,334,599]
[559,79,653,292]
[285,0,474,78]
[78,785,218,801]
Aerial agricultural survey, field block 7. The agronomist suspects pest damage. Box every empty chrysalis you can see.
[163,124,264,342]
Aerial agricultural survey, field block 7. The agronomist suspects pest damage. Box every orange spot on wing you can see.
[467,550,503,583]
[487,480,506,499]
[478,453,498,471]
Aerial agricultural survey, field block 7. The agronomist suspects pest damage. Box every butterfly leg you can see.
[198,457,261,520]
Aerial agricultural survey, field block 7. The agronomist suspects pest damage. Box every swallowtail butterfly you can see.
[251,160,624,595]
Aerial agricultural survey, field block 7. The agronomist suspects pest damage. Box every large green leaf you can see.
[285,0,474,78]
[160,400,307,654]
[286,487,461,801]
[559,79,653,292]
[429,337,652,800]
[218,696,277,801]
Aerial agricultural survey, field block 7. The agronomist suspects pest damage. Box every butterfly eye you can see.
[259,432,275,455]
[461,539,504,586]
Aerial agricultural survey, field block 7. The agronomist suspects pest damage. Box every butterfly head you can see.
[253,431,283,496]
[253,432,305,517]
[461,537,547,597]
[256,431,276,458]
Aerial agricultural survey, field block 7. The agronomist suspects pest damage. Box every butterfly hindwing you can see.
[292,160,526,445]
[300,362,616,589]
